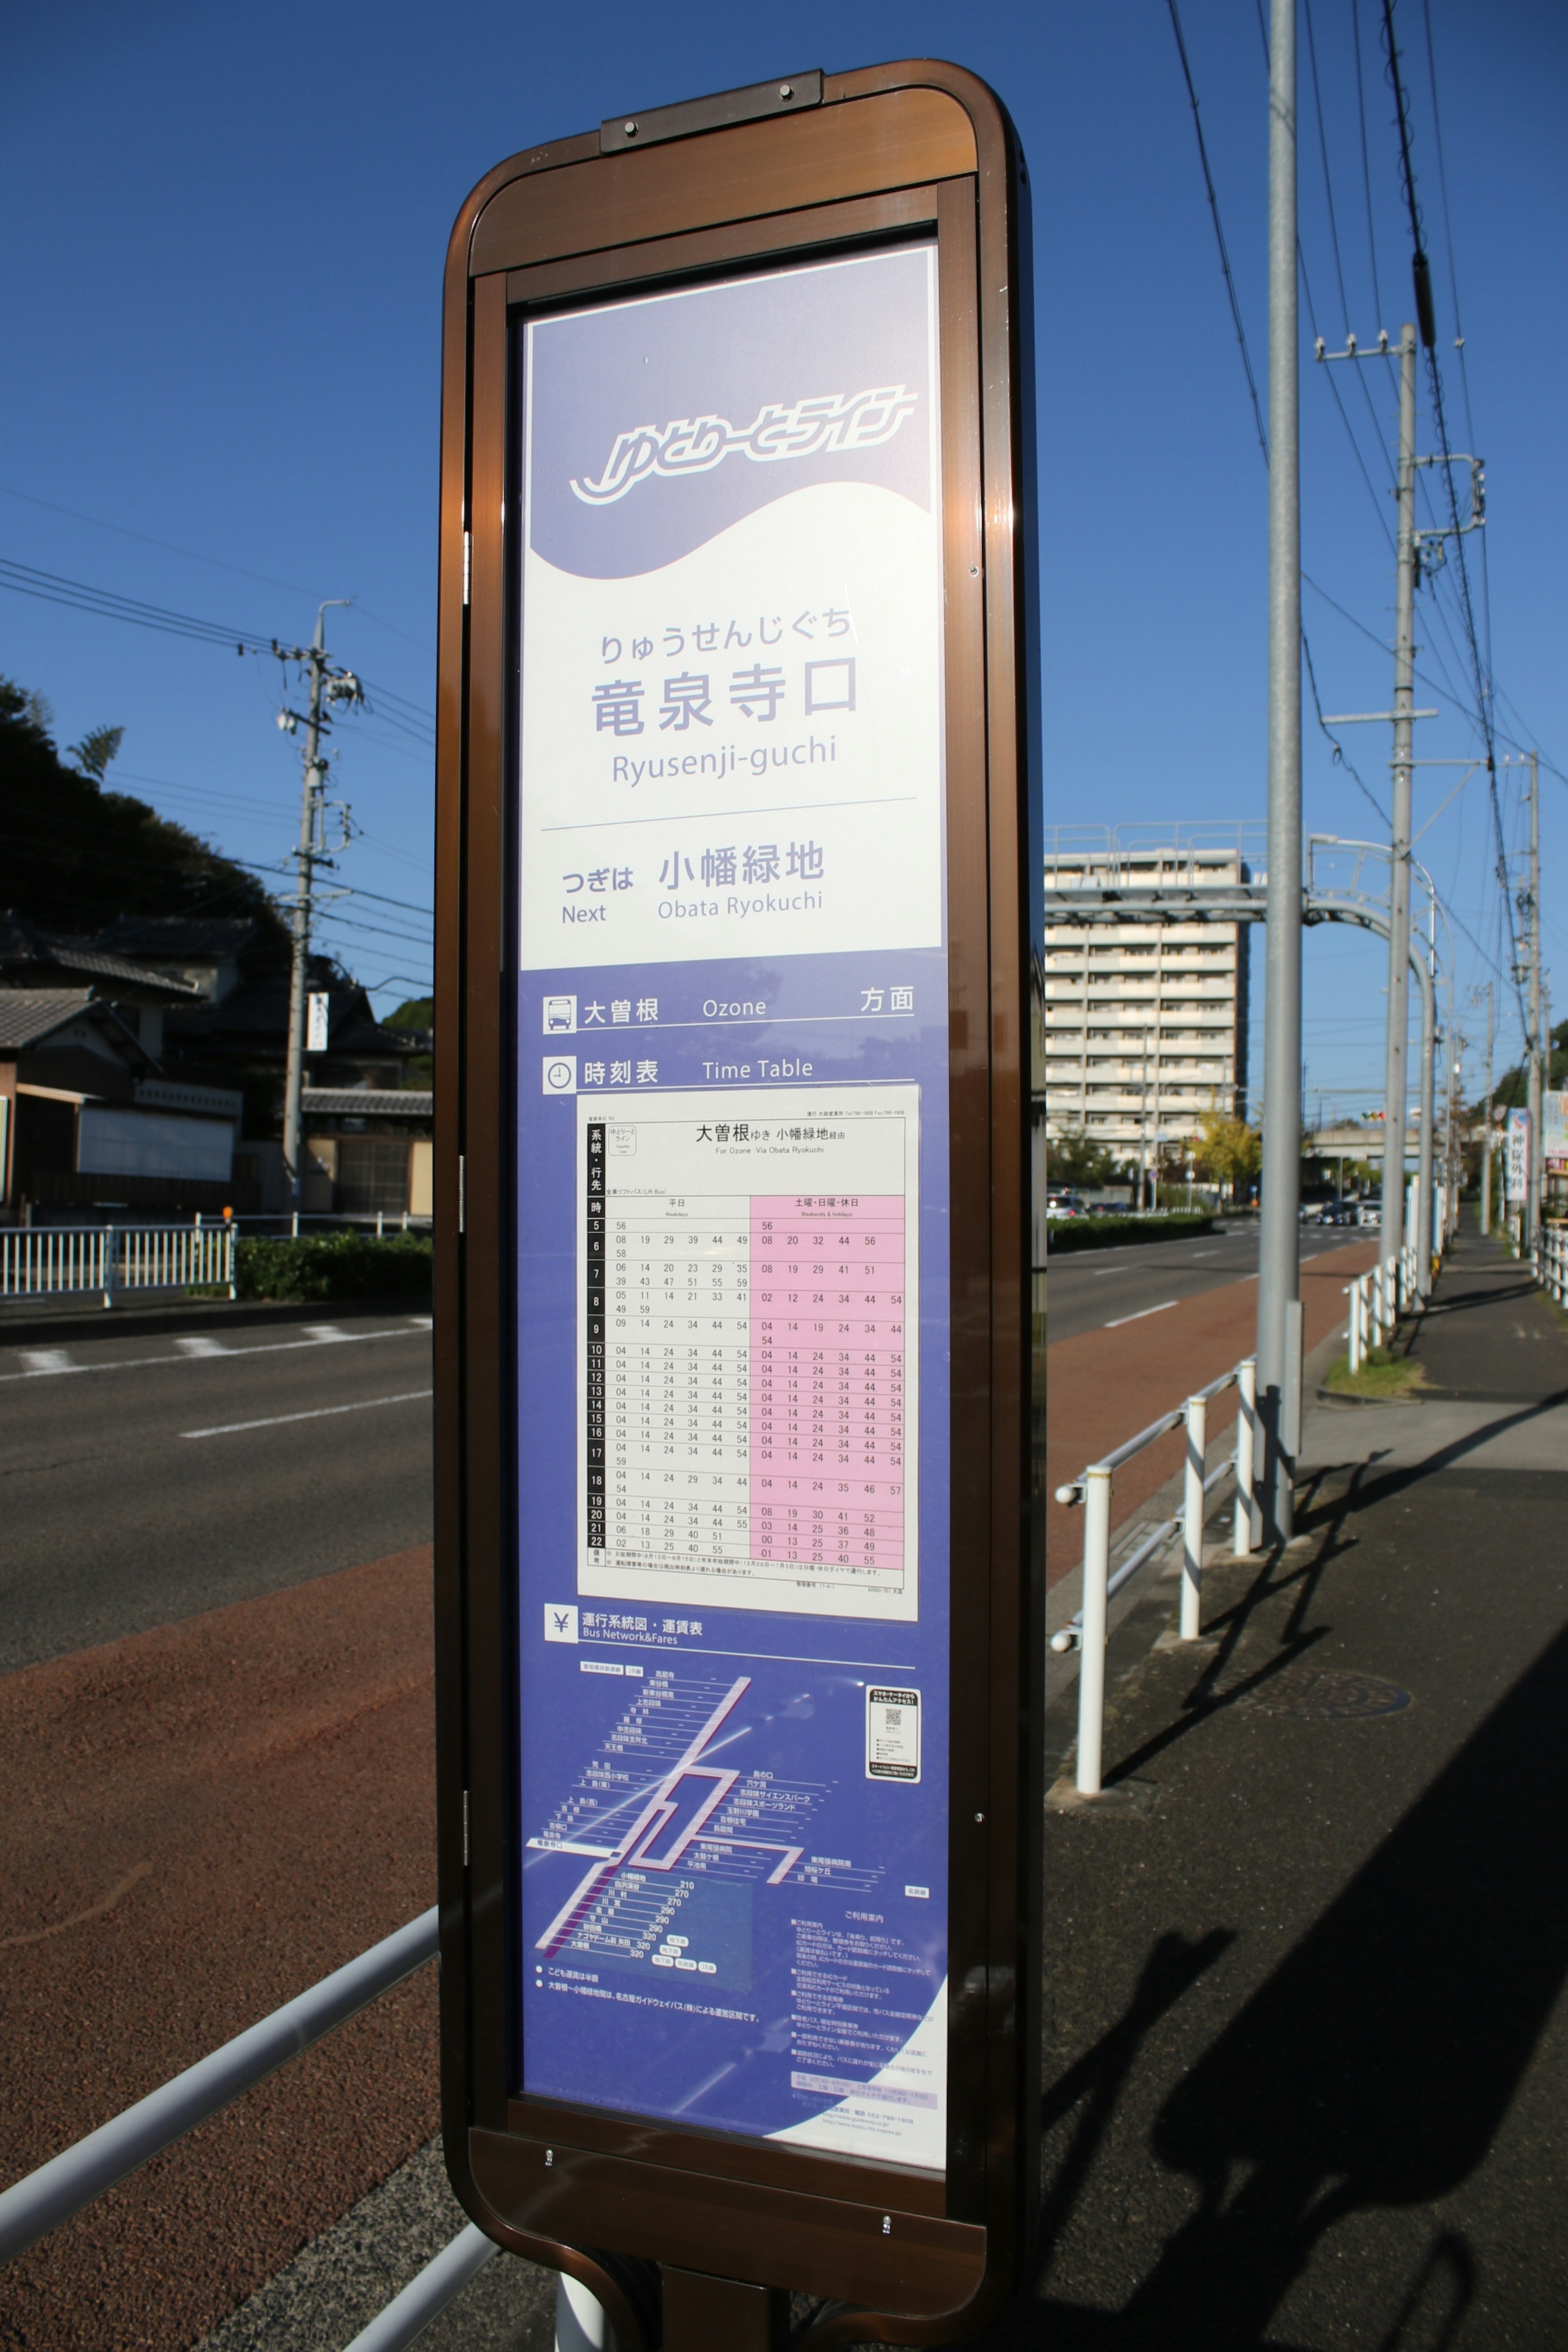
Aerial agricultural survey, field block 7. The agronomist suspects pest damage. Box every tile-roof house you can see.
[0,910,201,1057]
[92,916,419,1099]
[0,989,155,1208]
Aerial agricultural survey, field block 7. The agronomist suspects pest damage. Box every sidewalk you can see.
[1007,1219,1568,2348]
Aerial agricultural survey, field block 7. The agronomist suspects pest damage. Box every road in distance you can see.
[0,1313,433,1675]
[1045,1222,1367,1344]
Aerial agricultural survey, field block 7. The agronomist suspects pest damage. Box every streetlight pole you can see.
[1256,0,1303,1542]
[1379,323,1419,1277]
[1478,981,1494,1237]
[1526,749,1543,1252]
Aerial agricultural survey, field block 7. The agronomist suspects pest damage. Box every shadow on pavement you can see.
[1003,1622,1568,2351]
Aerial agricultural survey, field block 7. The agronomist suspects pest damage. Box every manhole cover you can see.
[1246,1668,1411,1720]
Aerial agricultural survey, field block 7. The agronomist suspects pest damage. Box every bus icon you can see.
[542,996,577,1033]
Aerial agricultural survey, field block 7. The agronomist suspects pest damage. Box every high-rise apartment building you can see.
[1043,831,1252,1163]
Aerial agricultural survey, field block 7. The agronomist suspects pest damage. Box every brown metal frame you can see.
[435,60,1040,2344]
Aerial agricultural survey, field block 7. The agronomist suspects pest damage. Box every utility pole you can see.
[1526,748,1543,1250]
[1478,980,1494,1237]
[1417,898,1435,1273]
[1256,0,1303,1541]
[277,601,359,1207]
[1379,322,1419,1278]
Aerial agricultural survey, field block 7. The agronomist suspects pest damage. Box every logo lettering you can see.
[570,386,919,506]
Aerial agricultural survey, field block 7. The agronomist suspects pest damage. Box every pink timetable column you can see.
[748,1193,906,1584]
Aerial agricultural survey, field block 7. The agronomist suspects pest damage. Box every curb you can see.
[1314,1384,1425,1408]
[0,1292,432,1348]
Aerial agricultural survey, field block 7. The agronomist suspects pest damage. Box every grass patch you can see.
[1323,1344,1427,1400]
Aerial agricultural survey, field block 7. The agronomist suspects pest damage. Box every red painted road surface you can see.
[1045,1238,1379,1587]
[0,1549,439,2352]
[0,1247,1380,2346]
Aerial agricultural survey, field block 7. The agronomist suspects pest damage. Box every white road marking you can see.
[182,1388,433,1439]
[302,1323,352,1343]
[175,1335,230,1357]
[0,1323,426,1387]
[1105,1301,1178,1329]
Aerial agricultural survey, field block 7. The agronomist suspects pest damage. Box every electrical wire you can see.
[0,555,274,653]
[1420,0,1494,700]
[0,553,439,750]
[1164,0,1268,466]
[1302,0,1402,488]
[1351,0,1386,328]
[1165,0,1385,828]
[1380,0,1524,1045]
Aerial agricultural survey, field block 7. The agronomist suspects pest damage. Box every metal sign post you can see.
[434,62,1041,2347]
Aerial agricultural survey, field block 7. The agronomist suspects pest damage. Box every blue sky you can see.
[3,2,1563,1113]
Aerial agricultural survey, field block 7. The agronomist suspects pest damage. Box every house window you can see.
[334,1137,411,1215]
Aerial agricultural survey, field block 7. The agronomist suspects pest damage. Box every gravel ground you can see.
[195,2139,558,2352]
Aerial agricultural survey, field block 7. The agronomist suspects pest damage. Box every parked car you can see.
[1354,1193,1382,1227]
[1045,1189,1089,1220]
[1312,1201,1356,1226]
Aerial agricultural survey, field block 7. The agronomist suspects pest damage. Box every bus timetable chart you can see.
[578,1087,919,1622]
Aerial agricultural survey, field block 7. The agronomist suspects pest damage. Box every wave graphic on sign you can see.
[571,386,919,507]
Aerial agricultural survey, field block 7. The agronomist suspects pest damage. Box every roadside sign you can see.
[434,61,1040,2344]
[306,991,330,1053]
[1543,1091,1568,1174]
[1507,1107,1530,1203]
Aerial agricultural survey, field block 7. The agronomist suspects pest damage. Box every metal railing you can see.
[0,1908,516,2349]
[1539,1224,1568,1310]
[1344,1229,1459,1374]
[0,1222,236,1307]
[1052,1356,1258,1796]
[1348,1247,1409,1373]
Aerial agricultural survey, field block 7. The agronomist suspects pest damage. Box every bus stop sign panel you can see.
[434,59,1042,2345]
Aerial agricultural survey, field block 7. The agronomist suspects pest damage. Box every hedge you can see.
[1045,1212,1215,1255]
[234,1233,433,1301]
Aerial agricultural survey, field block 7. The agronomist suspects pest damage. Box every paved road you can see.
[1046,1221,1372,1343]
[0,1312,433,1675]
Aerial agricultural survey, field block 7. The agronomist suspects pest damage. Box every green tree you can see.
[1047,1125,1118,1192]
[0,675,290,951]
[1196,1110,1261,1203]
[1480,1018,1568,1112]
[385,995,434,1087]
[65,723,125,783]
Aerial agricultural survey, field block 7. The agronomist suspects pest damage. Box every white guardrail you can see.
[0,1223,236,1307]
[1539,1225,1568,1309]
[1053,1357,1258,1797]
[1346,1242,1417,1374]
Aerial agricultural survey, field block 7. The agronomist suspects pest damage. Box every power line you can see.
[1351,0,1386,327]
[1164,0,1268,466]
[1379,0,1524,1044]
[0,483,323,601]
[0,553,438,748]
[0,555,273,653]
[1419,0,1492,686]
[1303,0,1354,334]
[1165,0,1384,828]
[0,481,437,657]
